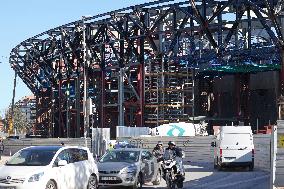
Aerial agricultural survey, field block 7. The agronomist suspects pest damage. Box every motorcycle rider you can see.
[152,141,164,162]
[165,141,185,179]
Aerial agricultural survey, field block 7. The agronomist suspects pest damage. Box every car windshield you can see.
[100,150,140,163]
[6,149,57,166]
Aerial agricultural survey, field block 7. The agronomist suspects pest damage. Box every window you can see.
[54,149,71,166]
[6,149,56,166]
[142,151,153,160]
[100,150,140,163]
[146,151,153,160]
[79,149,88,161]
[69,148,88,163]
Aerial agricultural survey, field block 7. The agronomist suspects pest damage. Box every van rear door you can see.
[220,133,253,163]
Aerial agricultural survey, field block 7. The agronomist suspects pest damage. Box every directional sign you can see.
[278,135,284,148]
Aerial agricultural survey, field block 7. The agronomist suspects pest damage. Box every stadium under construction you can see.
[9,0,284,138]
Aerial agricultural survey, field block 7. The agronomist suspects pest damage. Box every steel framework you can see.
[9,0,284,137]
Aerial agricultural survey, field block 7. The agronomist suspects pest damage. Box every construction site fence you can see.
[0,135,271,172]
[1,138,92,156]
[116,126,150,138]
[119,135,272,171]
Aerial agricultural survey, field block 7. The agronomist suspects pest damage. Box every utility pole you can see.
[10,71,17,135]
[119,67,124,126]
[82,16,89,140]
[192,68,195,123]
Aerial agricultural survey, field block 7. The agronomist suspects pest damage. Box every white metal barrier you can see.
[116,126,150,138]
[92,128,110,157]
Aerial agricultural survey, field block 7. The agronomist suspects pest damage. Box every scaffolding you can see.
[9,0,284,137]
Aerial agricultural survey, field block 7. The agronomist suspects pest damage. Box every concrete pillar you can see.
[274,120,284,187]
[279,17,284,117]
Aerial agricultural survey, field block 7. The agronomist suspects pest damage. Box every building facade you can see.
[16,95,36,133]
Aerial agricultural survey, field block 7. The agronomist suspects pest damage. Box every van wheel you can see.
[217,164,222,171]
[217,159,222,171]
[213,158,217,169]
[248,163,254,171]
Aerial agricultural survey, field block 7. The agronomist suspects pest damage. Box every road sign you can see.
[278,134,284,148]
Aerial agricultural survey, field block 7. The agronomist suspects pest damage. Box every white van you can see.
[211,126,254,171]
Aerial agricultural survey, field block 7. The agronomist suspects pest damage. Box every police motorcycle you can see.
[163,149,184,189]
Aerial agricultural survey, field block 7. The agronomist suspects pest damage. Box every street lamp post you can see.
[82,16,88,141]
[82,15,93,145]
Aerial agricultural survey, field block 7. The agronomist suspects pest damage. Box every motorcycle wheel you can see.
[165,172,175,189]
[176,180,183,189]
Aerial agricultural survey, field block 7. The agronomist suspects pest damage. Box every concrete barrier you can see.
[2,138,92,156]
[0,135,272,172]
[254,134,271,171]
[275,120,284,187]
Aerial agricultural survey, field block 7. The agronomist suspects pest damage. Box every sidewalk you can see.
[0,156,10,165]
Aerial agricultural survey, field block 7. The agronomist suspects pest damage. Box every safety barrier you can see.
[2,138,92,156]
[121,135,272,170]
[274,120,284,187]
[254,134,272,171]
[116,126,150,138]
[1,135,272,172]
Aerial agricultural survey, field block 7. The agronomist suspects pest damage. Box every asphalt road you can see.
[143,162,270,189]
[100,162,269,189]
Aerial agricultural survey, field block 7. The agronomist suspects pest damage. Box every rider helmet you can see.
[168,141,176,146]
[157,141,163,145]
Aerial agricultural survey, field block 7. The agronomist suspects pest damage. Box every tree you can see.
[4,106,31,134]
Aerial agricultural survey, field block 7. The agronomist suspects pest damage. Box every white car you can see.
[0,146,99,189]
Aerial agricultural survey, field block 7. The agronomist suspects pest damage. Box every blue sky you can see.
[0,0,152,116]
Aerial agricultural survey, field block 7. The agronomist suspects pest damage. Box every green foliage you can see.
[4,106,32,133]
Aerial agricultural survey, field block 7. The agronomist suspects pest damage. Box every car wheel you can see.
[176,180,183,189]
[152,169,161,185]
[165,172,175,189]
[248,163,254,171]
[87,175,98,189]
[133,173,143,189]
[46,180,57,189]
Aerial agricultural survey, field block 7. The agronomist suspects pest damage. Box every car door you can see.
[52,149,75,189]
[69,148,90,189]
[141,151,155,181]
[145,151,155,180]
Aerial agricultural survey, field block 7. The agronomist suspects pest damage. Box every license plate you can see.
[101,177,117,180]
